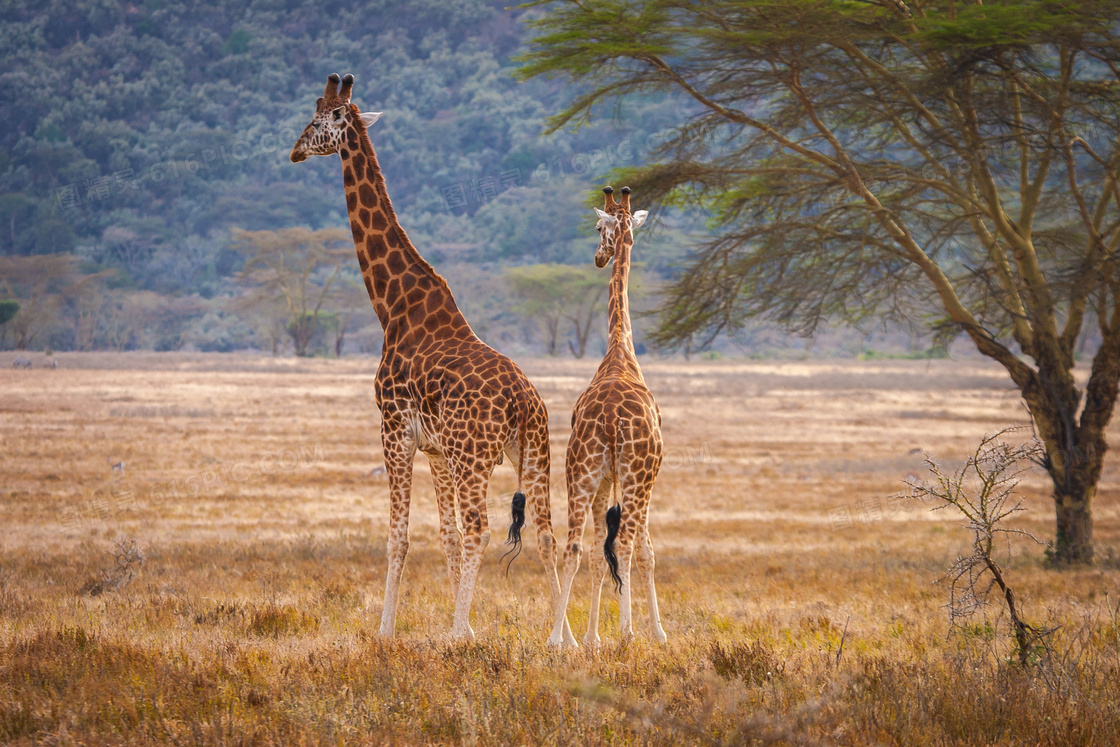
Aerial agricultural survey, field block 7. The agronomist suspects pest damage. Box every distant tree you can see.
[141,294,208,351]
[97,291,157,351]
[0,254,85,349]
[230,291,291,356]
[507,264,569,355]
[63,271,115,351]
[323,274,373,357]
[98,226,156,275]
[233,228,352,357]
[0,300,18,326]
[0,194,34,254]
[563,270,609,359]
[521,0,1120,565]
[506,264,609,357]
[0,298,17,348]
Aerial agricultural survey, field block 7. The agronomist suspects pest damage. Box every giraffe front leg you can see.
[378,422,416,637]
[427,450,462,602]
[449,467,491,641]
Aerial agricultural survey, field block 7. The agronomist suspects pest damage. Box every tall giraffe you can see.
[290,73,570,642]
[547,186,667,648]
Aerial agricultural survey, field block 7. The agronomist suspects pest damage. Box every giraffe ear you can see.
[631,210,648,229]
[594,208,616,224]
[360,111,383,128]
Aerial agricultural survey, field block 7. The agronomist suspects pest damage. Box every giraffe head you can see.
[290,73,383,163]
[593,186,648,268]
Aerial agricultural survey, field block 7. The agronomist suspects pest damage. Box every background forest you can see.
[0,0,703,356]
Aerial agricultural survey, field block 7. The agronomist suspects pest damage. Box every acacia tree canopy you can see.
[233,228,352,357]
[520,0,1120,564]
[506,263,611,357]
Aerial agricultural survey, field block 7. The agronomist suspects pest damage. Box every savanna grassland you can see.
[1,352,1119,745]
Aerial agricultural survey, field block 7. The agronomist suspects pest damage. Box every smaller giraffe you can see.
[548,185,667,648]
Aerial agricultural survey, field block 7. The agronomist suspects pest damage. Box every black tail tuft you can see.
[507,491,526,545]
[604,502,623,593]
[501,491,527,576]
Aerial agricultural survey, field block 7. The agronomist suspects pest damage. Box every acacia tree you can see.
[521,0,1120,564]
[233,228,351,357]
[506,264,609,357]
[508,265,568,355]
[563,269,609,358]
[230,291,291,356]
[0,254,88,350]
[323,273,372,357]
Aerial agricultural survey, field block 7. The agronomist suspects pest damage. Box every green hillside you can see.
[0,0,690,353]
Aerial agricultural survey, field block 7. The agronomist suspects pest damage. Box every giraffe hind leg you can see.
[584,477,612,647]
[634,523,667,643]
[614,519,636,640]
[613,478,658,642]
[448,463,492,641]
[548,471,596,648]
[509,436,575,647]
[426,450,462,603]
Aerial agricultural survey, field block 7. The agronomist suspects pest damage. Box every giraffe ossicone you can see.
[290,73,571,643]
[548,185,668,649]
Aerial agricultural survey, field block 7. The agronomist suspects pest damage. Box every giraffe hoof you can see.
[652,629,668,644]
[547,632,576,649]
[449,624,476,642]
[583,634,602,649]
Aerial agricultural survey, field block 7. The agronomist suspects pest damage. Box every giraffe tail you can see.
[501,383,531,575]
[603,414,624,593]
[604,502,623,593]
[501,491,526,575]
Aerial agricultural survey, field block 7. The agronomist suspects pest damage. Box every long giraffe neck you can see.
[339,120,467,338]
[606,236,638,363]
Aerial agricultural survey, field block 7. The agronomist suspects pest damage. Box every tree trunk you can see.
[569,310,595,358]
[288,314,314,357]
[1034,408,1105,565]
[1053,484,1094,565]
[540,315,559,356]
[335,314,351,357]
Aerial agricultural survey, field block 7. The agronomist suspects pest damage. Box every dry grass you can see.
[1,351,1118,744]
